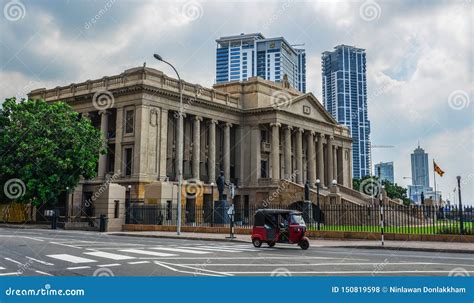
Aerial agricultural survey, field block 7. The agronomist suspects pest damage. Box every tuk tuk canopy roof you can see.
[253,209,302,227]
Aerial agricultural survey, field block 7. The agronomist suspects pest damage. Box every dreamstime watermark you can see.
[271,267,292,277]
[83,171,120,208]
[84,0,116,30]
[180,0,203,22]
[262,171,298,208]
[359,0,381,22]
[93,267,114,276]
[3,0,25,21]
[262,0,293,31]
[447,90,470,110]
[3,178,26,200]
[371,258,389,276]
[449,267,470,277]
[184,178,204,200]
[359,177,381,197]
[92,90,115,111]
[271,90,293,110]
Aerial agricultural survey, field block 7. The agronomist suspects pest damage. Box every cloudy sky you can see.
[1,0,473,203]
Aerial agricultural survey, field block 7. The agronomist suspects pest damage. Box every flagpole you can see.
[433,159,437,206]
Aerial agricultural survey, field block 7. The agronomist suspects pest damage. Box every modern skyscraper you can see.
[374,161,394,184]
[411,144,429,188]
[215,33,306,92]
[322,45,371,179]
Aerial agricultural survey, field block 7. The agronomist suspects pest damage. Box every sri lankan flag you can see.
[434,161,445,177]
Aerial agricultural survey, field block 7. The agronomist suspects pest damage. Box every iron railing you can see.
[125,202,473,235]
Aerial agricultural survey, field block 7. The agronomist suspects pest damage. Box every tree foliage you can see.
[0,98,104,206]
[353,175,411,205]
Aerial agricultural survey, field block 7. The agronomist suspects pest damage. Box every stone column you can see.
[295,128,304,184]
[159,109,168,180]
[317,133,325,186]
[114,107,124,175]
[334,146,338,184]
[284,126,292,179]
[208,119,217,183]
[327,135,334,186]
[98,110,109,179]
[192,116,202,180]
[307,131,316,185]
[223,123,232,182]
[270,122,281,180]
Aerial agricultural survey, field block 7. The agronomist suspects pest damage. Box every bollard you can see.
[99,214,108,232]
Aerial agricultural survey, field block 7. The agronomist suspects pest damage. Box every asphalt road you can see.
[0,228,472,277]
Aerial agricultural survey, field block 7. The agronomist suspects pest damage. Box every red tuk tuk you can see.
[251,209,310,250]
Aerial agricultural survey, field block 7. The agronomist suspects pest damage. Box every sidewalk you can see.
[108,231,474,254]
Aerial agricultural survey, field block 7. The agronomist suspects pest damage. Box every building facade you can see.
[322,45,371,179]
[216,33,306,92]
[374,161,394,184]
[28,66,353,228]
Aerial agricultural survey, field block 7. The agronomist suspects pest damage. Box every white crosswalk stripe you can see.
[195,246,260,252]
[0,266,5,270]
[119,249,177,257]
[150,247,211,254]
[84,251,136,260]
[47,254,97,264]
[179,246,242,253]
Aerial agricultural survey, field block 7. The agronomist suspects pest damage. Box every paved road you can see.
[0,228,472,277]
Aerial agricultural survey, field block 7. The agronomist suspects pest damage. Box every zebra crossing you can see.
[41,244,263,270]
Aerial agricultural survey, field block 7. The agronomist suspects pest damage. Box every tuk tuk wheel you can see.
[299,239,309,250]
[252,238,262,248]
[267,242,275,247]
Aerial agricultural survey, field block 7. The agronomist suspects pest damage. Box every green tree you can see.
[0,98,104,206]
[353,175,411,205]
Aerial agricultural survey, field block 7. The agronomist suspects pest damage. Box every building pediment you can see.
[277,93,338,125]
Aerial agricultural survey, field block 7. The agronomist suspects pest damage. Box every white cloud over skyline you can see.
[1,0,473,203]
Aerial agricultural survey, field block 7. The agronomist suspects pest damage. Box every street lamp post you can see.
[315,179,321,231]
[210,182,215,227]
[154,53,183,235]
[457,176,464,235]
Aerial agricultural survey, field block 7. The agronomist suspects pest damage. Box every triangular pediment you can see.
[277,93,338,125]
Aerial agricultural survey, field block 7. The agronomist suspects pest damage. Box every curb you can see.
[108,233,249,243]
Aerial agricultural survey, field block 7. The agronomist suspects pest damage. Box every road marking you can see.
[153,261,233,277]
[0,266,4,270]
[196,245,260,252]
[26,256,54,266]
[120,249,177,257]
[128,261,150,265]
[4,258,22,265]
[97,263,121,267]
[47,254,97,264]
[35,270,53,276]
[135,256,348,260]
[67,266,91,270]
[322,249,474,261]
[151,247,211,254]
[84,251,136,260]
[179,246,242,253]
[50,242,82,249]
[0,272,21,276]
[176,262,449,267]
[0,236,44,242]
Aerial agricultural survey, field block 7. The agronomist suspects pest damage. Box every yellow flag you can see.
[434,161,445,177]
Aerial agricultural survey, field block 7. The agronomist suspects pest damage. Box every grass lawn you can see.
[309,221,473,235]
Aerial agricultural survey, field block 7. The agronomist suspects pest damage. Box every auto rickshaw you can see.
[251,209,310,250]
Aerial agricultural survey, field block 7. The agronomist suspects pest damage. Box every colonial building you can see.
[28,66,354,229]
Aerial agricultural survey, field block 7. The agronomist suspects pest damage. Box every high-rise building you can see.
[215,33,306,92]
[322,45,371,179]
[374,161,394,184]
[411,144,429,188]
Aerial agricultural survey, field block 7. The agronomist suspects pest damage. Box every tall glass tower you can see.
[215,33,306,92]
[410,144,429,188]
[322,45,371,179]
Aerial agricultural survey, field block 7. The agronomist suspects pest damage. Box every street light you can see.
[315,179,321,231]
[154,53,184,235]
[210,182,215,227]
[331,179,337,186]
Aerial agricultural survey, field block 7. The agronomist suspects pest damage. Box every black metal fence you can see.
[126,202,474,235]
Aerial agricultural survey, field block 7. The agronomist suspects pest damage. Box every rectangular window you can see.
[261,160,268,178]
[125,110,134,134]
[114,200,119,218]
[124,147,133,176]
